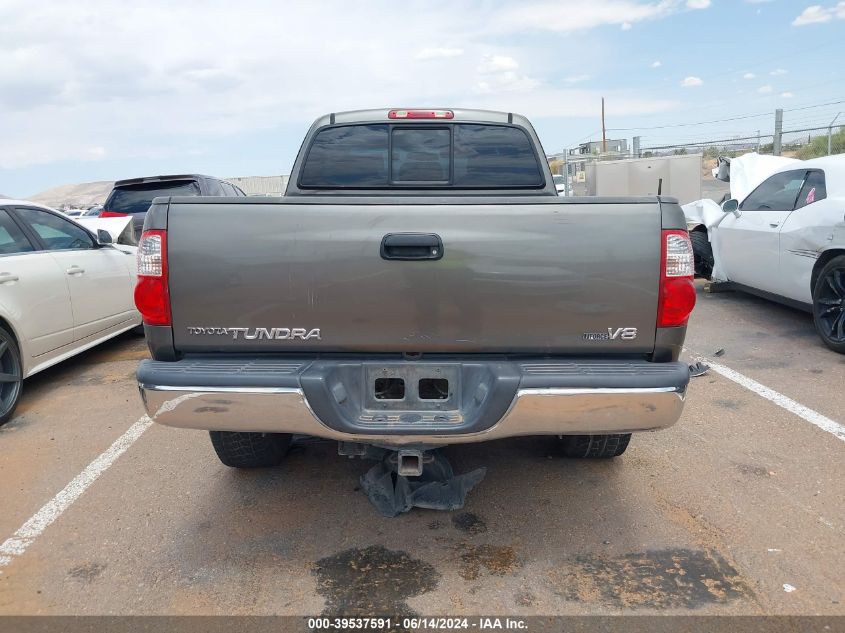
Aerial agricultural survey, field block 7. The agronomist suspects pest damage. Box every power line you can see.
[607,111,770,132]
[607,98,845,133]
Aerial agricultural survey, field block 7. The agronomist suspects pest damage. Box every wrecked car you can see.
[686,154,845,353]
[134,108,696,484]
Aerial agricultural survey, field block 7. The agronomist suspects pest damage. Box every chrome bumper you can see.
[139,383,686,446]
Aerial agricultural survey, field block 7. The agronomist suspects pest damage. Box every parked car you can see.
[101,175,245,240]
[687,155,845,353]
[552,174,566,194]
[0,200,141,425]
[81,205,103,217]
[134,108,695,474]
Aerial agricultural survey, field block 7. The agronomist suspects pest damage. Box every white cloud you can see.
[651,60,662,68]
[621,21,633,29]
[680,76,703,87]
[758,84,773,93]
[686,0,711,8]
[0,0,685,172]
[770,68,788,75]
[563,74,591,84]
[414,47,464,60]
[793,2,845,25]
[475,55,538,94]
[492,1,692,33]
[477,54,520,73]
[743,72,756,79]
[780,92,795,98]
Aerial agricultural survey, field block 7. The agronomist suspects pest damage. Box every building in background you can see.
[576,139,628,156]
[226,175,289,196]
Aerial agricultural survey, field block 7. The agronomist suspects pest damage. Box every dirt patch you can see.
[734,463,773,477]
[67,562,106,582]
[451,512,487,535]
[459,544,519,581]
[549,549,749,609]
[714,399,744,410]
[313,546,439,616]
[67,369,135,387]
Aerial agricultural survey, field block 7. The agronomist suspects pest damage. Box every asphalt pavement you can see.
[0,281,842,617]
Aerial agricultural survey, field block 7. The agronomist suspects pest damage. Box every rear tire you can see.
[559,433,631,458]
[690,230,713,280]
[0,326,23,427]
[812,255,845,354]
[209,431,292,468]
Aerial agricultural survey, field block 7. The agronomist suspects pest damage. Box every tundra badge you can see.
[187,327,321,340]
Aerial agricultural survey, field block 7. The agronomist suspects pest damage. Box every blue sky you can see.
[1,0,843,198]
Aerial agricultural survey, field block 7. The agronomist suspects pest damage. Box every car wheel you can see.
[812,255,845,354]
[209,431,292,468]
[0,326,23,427]
[690,230,713,280]
[558,433,631,458]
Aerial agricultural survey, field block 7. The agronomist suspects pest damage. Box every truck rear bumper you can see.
[138,358,689,446]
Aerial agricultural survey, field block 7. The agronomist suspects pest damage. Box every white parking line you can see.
[690,354,845,443]
[0,416,152,570]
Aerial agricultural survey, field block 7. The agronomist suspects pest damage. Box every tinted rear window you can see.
[105,180,200,214]
[299,123,543,189]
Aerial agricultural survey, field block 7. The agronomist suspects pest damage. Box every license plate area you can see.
[364,364,461,412]
[299,359,521,434]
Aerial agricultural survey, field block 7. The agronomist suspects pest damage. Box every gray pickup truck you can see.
[134,108,696,473]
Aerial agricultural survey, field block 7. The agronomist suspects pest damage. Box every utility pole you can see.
[601,97,607,154]
[773,108,783,156]
[756,130,760,153]
[563,151,569,197]
[828,112,841,156]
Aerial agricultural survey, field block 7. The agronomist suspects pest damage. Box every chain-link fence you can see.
[548,102,845,200]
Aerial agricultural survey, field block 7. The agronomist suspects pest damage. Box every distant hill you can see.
[29,181,114,209]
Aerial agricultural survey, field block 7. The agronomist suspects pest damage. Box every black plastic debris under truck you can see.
[134,108,696,484]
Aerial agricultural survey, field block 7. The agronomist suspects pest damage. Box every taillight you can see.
[134,229,171,326]
[100,210,129,218]
[657,229,696,328]
[388,109,454,119]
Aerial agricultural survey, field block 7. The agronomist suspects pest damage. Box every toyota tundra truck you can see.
[134,108,696,472]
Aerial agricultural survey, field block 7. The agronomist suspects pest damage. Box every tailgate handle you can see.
[380,233,443,261]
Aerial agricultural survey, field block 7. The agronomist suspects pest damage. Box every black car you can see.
[102,174,245,240]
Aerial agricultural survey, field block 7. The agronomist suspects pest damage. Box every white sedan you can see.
[0,200,141,424]
[687,155,845,354]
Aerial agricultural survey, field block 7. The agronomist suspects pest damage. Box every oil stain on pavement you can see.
[458,545,520,581]
[550,549,750,609]
[67,562,106,582]
[451,512,487,535]
[314,546,439,616]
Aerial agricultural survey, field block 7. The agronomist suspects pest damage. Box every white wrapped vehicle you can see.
[684,154,845,353]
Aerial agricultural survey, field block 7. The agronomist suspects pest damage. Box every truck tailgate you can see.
[167,198,661,354]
